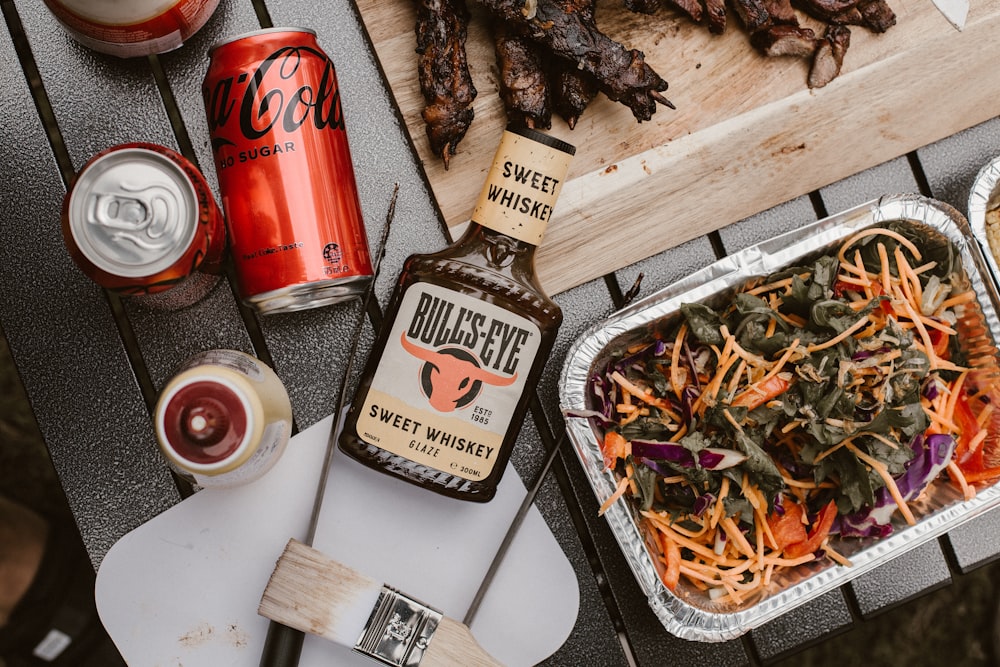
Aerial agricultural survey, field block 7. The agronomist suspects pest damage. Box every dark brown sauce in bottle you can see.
[339,125,575,501]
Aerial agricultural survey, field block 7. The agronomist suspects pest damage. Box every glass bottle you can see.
[339,124,576,502]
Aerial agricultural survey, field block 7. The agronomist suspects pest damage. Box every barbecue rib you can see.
[546,0,598,129]
[478,0,672,121]
[547,56,600,129]
[493,20,552,129]
[414,0,478,169]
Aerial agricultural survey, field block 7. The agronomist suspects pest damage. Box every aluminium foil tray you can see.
[559,194,1000,642]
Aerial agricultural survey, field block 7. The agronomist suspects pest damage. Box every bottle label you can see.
[356,282,540,481]
[471,128,574,245]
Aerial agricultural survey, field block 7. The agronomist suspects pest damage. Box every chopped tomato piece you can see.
[767,501,807,551]
[953,393,983,472]
[834,279,885,299]
[601,431,628,470]
[960,466,1000,484]
[832,280,856,298]
[731,375,792,411]
[784,500,838,559]
[927,328,950,359]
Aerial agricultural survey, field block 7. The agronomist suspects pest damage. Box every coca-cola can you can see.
[42,0,220,59]
[202,27,374,315]
[61,143,227,310]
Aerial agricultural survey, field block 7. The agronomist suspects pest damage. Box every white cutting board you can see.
[95,415,580,666]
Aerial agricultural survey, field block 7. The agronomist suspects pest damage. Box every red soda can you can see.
[61,143,227,310]
[42,0,220,59]
[201,27,374,315]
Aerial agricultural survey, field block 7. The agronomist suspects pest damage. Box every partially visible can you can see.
[154,349,293,488]
[61,143,227,310]
[42,0,220,59]
[202,27,373,315]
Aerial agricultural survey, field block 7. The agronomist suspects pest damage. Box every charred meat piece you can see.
[760,0,798,24]
[731,0,772,33]
[478,0,672,121]
[793,0,862,22]
[827,3,894,32]
[703,0,727,34]
[665,0,704,22]
[808,24,850,88]
[547,0,598,128]
[624,0,661,13]
[856,0,896,32]
[548,57,600,128]
[414,0,478,169]
[547,0,598,127]
[751,24,818,57]
[493,21,552,129]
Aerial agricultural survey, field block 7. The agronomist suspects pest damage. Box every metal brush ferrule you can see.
[354,585,443,667]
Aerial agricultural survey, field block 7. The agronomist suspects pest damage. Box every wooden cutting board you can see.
[355,0,1000,295]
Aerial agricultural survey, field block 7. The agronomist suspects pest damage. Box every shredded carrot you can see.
[610,370,683,422]
[670,324,687,399]
[948,460,975,501]
[599,476,630,516]
[846,442,916,526]
[837,227,922,265]
[937,291,977,311]
[877,243,893,295]
[765,317,778,338]
[805,316,870,352]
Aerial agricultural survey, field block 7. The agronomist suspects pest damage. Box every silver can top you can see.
[67,147,198,278]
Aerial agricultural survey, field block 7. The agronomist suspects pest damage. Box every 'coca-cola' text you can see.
[204,46,345,144]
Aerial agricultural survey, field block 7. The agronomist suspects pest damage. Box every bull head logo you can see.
[399,333,517,412]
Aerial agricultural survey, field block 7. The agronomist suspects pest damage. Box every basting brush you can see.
[259,539,503,667]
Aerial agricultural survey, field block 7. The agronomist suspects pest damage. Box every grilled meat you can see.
[731,0,772,33]
[414,0,478,169]
[548,57,600,128]
[855,0,896,32]
[664,0,705,23]
[793,0,863,22]
[704,0,728,34]
[478,0,672,121]
[808,24,850,88]
[751,24,818,57]
[760,0,798,24]
[624,0,661,13]
[493,21,552,128]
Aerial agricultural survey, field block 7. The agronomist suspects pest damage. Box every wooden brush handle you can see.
[423,617,505,667]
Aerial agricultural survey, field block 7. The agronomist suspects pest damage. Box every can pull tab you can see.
[180,398,231,447]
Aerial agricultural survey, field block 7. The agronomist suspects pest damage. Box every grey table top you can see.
[3,1,1000,665]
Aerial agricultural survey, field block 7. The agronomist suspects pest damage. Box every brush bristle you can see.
[258,539,381,645]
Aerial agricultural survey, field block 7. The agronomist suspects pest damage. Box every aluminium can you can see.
[201,27,374,315]
[154,349,293,488]
[42,0,220,58]
[61,142,227,310]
